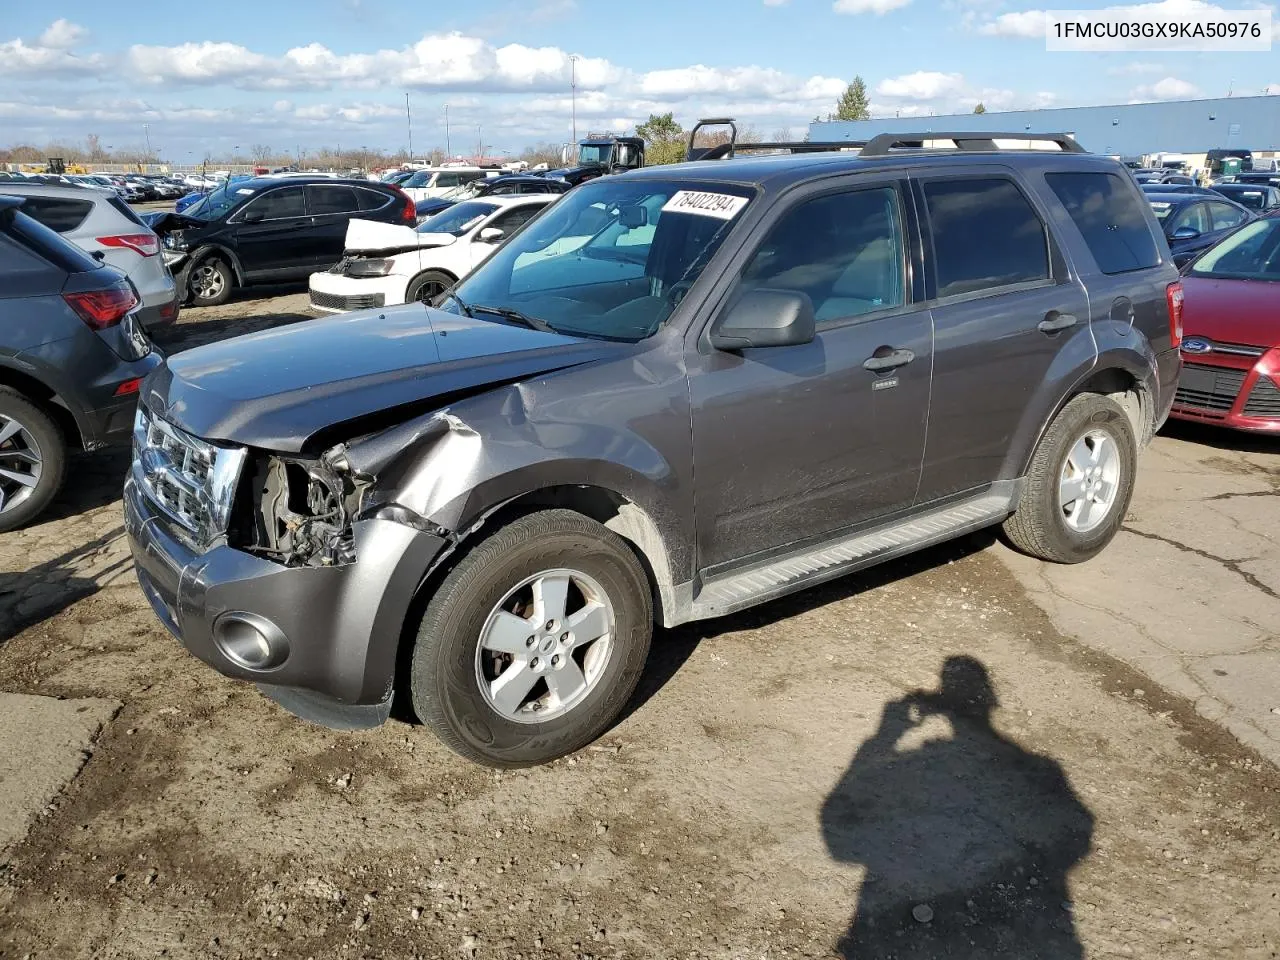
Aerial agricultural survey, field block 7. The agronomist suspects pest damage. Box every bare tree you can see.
[250,144,273,165]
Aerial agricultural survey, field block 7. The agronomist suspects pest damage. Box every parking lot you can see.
[0,287,1277,958]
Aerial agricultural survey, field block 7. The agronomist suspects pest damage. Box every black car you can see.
[1209,182,1280,212]
[0,194,161,531]
[1145,191,1255,267]
[413,174,570,221]
[151,176,416,306]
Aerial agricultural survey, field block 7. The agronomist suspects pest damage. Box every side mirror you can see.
[1171,226,1200,240]
[710,288,816,351]
[478,226,505,243]
[241,208,265,223]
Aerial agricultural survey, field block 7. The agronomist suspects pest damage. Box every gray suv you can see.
[126,133,1182,766]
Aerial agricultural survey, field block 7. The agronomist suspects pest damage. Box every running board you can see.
[691,487,1016,620]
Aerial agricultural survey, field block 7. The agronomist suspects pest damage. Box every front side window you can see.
[1187,218,1280,281]
[450,178,753,342]
[1168,202,1210,235]
[923,177,1050,298]
[486,204,544,238]
[1045,171,1162,275]
[240,186,305,221]
[738,187,905,324]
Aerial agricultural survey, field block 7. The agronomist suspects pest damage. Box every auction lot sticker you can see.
[662,191,749,220]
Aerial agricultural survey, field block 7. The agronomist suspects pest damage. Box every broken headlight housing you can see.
[344,258,394,278]
[232,449,362,567]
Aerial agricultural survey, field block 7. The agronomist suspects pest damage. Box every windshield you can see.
[402,170,438,188]
[1187,218,1280,281]
[577,143,614,167]
[448,177,754,342]
[185,182,254,221]
[416,200,499,236]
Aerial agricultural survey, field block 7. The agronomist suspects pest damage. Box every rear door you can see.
[228,185,309,278]
[912,168,1091,503]
[304,183,363,269]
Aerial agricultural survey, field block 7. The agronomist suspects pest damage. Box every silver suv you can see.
[3,182,178,330]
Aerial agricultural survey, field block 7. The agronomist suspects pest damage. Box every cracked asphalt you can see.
[0,289,1278,959]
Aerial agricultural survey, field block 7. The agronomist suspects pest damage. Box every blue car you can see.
[1146,191,1255,267]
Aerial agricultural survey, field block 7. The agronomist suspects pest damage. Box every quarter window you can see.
[923,178,1050,298]
[17,196,94,233]
[739,187,905,324]
[354,188,391,212]
[1045,172,1162,275]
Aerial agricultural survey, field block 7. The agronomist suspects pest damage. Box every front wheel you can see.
[1002,393,1137,564]
[409,509,653,767]
[405,270,454,306]
[187,257,233,307]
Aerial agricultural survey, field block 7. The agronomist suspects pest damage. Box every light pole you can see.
[143,123,153,164]
[444,103,451,158]
[569,54,580,145]
[476,125,482,161]
[405,92,414,160]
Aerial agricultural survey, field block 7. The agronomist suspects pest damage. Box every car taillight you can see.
[395,188,416,224]
[63,281,139,331]
[1165,281,1184,348]
[97,233,160,257]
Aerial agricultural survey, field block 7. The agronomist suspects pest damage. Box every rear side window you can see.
[107,195,146,227]
[307,185,360,215]
[355,187,391,212]
[740,186,905,324]
[1045,172,1162,275]
[17,195,94,233]
[922,178,1050,298]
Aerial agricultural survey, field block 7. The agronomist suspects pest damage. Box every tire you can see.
[405,270,454,306]
[0,390,67,533]
[187,256,233,307]
[1002,393,1137,564]
[409,509,653,767]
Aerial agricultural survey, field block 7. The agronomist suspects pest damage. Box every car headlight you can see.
[344,258,394,278]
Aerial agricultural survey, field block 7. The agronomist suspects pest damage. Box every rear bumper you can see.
[124,476,448,727]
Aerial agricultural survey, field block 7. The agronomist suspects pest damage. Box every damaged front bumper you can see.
[124,475,447,729]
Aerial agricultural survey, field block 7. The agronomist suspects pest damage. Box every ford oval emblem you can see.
[1181,337,1212,355]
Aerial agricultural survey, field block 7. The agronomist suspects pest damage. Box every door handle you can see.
[863,348,915,372]
[1038,311,1078,334]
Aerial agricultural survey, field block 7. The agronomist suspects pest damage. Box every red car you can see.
[1170,213,1280,433]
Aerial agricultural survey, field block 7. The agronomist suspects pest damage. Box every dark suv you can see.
[126,132,1182,766]
[151,176,416,306]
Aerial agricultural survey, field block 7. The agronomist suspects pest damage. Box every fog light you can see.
[212,612,289,670]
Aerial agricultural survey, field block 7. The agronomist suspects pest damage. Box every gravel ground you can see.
[0,292,1277,960]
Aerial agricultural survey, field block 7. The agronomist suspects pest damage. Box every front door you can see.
[230,185,310,279]
[911,170,1092,503]
[688,180,933,572]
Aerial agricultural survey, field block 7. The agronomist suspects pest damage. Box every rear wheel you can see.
[409,509,653,767]
[188,257,233,307]
[0,391,66,533]
[405,270,454,306]
[1003,393,1137,564]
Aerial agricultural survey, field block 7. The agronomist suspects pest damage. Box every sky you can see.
[2,0,1277,160]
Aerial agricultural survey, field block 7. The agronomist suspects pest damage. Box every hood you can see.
[1181,276,1280,349]
[146,211,205,234]
[344,218,456,254]
[542,166,599,185]
[142,304,627,452]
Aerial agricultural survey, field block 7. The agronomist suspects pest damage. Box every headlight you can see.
[344,258,394,278]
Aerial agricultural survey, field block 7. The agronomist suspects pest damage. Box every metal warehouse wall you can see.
[811,95,1280,157]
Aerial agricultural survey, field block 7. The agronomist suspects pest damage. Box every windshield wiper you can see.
[439,290,474,317]
[470,304,557,333]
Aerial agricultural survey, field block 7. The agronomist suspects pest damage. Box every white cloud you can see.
[875,71,965,100]
[1265,82,1280,94]
[834,0,911,12]
[977,10,1046,37]
[38,19,87,50]
[764,0,791,6]
[1108,61,1164,75]
[1131,76,1200,100]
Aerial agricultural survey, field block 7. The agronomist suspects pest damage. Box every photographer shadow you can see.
[821,656,1093,959]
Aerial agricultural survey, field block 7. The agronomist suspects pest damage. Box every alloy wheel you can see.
[0,414,44,515]
[1058,430,1121,533]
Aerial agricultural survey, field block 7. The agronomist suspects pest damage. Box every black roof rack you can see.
[858,132,1086,156]
[684,117,866,162]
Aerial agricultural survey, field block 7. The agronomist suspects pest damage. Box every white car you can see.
[308,194,557,313]
[398,166,495,203]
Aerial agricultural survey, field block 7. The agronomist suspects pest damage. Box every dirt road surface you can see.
[1,290,1278,959]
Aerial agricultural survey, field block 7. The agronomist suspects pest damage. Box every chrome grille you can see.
[132,407,246,545]
[1181,338,1267,358]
